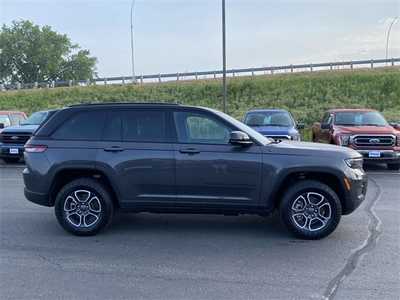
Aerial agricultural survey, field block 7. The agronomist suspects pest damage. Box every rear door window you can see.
[103,110,170,143]
[52,110,106,140]
[123,110,168,142]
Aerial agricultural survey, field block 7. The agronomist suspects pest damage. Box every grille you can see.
[353,135,395,147]
[1,133,32,144]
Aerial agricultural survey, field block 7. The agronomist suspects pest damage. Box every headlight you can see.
[397,135,400,146]
[338,135,350,146]
[345,157,363,169]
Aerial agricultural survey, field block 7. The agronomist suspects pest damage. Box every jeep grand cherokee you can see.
[23,103,368,239]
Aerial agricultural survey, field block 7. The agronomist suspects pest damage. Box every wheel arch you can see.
[270,168,347,213]
[49,167,120,208]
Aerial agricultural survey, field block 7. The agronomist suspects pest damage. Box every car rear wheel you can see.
[387,163,400,171]
[55,178,114,236]
[280,180,342,240]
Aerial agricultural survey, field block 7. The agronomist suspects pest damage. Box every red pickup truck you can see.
[312,109,400,170]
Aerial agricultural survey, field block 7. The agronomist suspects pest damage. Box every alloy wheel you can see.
[63,190,102,228]
[290,192,332,232]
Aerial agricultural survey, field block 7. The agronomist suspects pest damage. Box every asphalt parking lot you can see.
[0,160,399,300]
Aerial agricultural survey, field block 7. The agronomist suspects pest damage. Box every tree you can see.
[0,20,97,84]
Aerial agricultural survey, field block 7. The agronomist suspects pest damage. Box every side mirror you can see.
[229,131,253,146]
[321,123,331,130]
[0,123,4,129]
[389,122,400,130]
[297,123,305,130]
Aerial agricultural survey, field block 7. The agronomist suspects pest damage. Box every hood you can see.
[1,124,39,134]
[250,125,297,136]
[334,125,397,135]
[267,140,361,159]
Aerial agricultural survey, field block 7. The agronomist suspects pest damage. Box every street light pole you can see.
[385,16,399,63]
[130,0,137,83]
[222,0,227,113]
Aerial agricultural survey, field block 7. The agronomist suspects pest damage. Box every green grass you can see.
[1,67,399,129]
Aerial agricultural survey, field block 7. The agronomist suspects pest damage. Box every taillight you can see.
[25,145,47,153]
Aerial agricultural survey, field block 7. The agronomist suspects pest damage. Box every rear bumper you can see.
[23,167,52,207]
[0,143,25,158]
[24,187,52,207]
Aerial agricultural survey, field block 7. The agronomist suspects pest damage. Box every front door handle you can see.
[104,146,125,153]
[179,148,200,154]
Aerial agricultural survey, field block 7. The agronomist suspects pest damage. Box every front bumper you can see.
[0,143,25,158]
[356,149,400,163]
[342,168,368,215]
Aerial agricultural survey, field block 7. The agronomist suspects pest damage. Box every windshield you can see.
[334,111,388,126]
[21,111,48,126]
[244,111,294,127]
[211,109,272,145]
[0,115,11,127]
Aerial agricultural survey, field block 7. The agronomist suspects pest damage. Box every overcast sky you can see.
[1,0,399,77]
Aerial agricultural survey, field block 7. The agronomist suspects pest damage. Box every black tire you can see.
[280,180,342,240]
[2,157,20,164]
[55,178,114,236]
[387,163,400,171]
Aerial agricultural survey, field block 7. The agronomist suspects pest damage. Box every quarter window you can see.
[174,112,231,144]
[52,111,106,140]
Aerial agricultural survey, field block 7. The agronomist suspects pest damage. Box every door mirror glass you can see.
[0,123,4,129]
[229,131,253,146]
[297,123,305,130]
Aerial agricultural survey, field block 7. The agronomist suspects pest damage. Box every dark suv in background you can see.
[23,103,367,239]
[0,110,57,163]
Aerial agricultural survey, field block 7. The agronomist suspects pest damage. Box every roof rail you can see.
[68,102,180,107]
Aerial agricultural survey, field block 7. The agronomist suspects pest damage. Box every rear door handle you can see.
[179,148,200,154]
[104,146,125,153]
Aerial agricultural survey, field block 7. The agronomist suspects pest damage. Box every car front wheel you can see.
[280,180,342,240]
[55,178,114,236]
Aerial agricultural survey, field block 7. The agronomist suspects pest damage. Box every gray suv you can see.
[23,103,368,239]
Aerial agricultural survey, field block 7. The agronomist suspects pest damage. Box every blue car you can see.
[0,110,57,163]
[243,109,304,141]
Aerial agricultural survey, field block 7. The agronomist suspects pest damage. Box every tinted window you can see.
[174,111,231,144]
[103,110,168,142]
[123,110,167,142]
[103,112,123,141]
[53,111,106,140]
